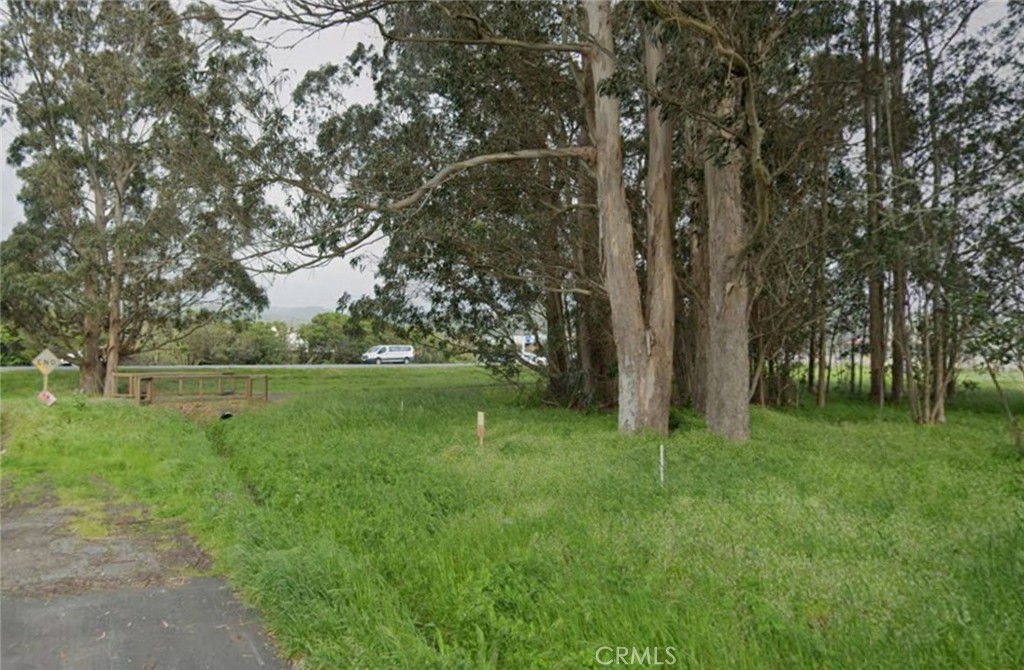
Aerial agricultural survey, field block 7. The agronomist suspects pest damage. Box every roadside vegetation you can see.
[126,314,458,366]
[2,367,1021,669]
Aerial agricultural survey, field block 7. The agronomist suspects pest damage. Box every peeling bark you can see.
[704,89,750,442]
[584,0,673,433]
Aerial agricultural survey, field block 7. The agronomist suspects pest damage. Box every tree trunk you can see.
[862,0,886,407]
[575,59,615,410]
[891,261,907,403]
[807,332,816,393]
[689,225,710,413]
[900,287,920,421]
[585,0,670,433]
[704,88,750,442]
[104,316,121,397]
[930,303,946,423]
[849,333,857,396]
[921,301,933,421]
[816,315,828,408]
[859,324,867,395]
[537,167,572,405]
[576,176,616,409]
[683,120,710,413]
[79,272,105,395]
[104,247,124,397]
[869,280,885,403]
[816,151,830,408]
[921,16,946,425]
[885,0,907,405]
[641,24,675,432]
[544,289,570,403]
[945,345,958,400]
[80,166,108,396]
[898,290,922,422]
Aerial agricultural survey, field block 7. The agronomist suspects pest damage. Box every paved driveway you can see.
[1,488,288,670]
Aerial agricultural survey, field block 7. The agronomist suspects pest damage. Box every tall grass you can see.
[2,366,1022,669]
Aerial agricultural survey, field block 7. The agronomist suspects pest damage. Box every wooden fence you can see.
[111,372,269,405]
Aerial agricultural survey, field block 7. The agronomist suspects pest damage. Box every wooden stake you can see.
[477,411,486,447]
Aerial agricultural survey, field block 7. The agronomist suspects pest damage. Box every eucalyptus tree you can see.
[0,0,279,394]
[238,0,683,433]
[857,0,888,407]
[241,0,878,439]
[267,1,608,406]
[956,4,1024,448]
[881,0,1019,424]
[649,0,853,434]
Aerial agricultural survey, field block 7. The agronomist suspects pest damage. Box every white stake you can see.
[659,444,665,486]
[477,411,486,447]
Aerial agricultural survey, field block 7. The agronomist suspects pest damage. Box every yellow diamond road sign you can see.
[32,348,60,376]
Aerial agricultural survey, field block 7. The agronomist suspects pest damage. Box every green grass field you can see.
[2,366,1022,669]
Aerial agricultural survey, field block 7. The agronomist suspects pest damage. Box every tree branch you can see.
[376,146,595,212]
[650,1,751,76]
[227,0,591,54]
[375,23,592,55]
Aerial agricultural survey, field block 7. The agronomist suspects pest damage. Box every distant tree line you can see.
[102,312,449,366]
[108,312,453,366]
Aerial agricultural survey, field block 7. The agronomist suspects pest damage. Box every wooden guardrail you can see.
[111,372,269,405]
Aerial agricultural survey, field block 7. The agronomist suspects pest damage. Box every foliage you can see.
[0,322,33,366]
[299,311,368,363]
[182,319,294,365]
[246,0,620,411]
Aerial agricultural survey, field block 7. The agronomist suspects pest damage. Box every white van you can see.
[361,344,415,364]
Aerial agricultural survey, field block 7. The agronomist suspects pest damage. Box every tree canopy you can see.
[235,0,1021,440]
[0,0,280,394]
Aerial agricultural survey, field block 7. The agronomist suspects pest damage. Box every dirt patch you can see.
[1,479,212,598]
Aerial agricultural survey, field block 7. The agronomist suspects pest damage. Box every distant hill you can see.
[261,306,333,326]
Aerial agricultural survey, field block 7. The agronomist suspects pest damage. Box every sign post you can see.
[32,348,60,406]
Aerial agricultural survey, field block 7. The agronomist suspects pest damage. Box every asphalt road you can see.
[3,580,287,670]
[1,490,287,670]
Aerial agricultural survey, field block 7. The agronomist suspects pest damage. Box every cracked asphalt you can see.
[1,486,288,669]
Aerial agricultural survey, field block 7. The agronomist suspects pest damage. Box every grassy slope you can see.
[1,366,1022,669]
